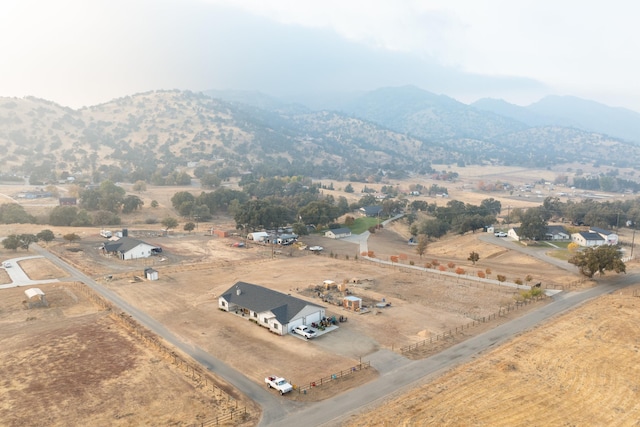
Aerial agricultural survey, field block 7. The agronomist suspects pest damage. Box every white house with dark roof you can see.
[324,227,352,239]
[545,225,570,240]
[589,226,618,245]
[102,237,160,260]
[359,205,383,217]
[218,282,325,336]
[509,225,570,241]
[571,231,606,247]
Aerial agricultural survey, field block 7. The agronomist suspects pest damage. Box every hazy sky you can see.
[2,0,638,110]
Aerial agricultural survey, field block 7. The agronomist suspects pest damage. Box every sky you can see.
[1,0,639,111]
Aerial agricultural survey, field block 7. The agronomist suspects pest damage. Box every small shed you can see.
[343,295,362,311]
[213,229,229,238]
[24,288,48,308]
[144,268,159,281]
[323,280,336,289]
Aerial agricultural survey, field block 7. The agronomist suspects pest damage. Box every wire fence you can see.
[296,361,371,393]
[400,295,547,355]
[69,282,255,426]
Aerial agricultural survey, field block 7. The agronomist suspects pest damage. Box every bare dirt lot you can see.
[0,282,255,427]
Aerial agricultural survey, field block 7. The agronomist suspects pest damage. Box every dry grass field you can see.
[341,287,640,427]
[0,164,638,426]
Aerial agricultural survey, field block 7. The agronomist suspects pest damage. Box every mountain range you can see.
[0,86,639,185]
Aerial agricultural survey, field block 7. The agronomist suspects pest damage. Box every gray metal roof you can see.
[590,226,614,236]
[576,231,605,241]
[220,281,324,324]
[103,237,153,253]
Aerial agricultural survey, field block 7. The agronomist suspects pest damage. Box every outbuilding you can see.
[324,227,352,239]
[24,288,48,308]
[343,295,362,311]
[102,237,161,260]
[247,232,269,242]
[144,268,159,281]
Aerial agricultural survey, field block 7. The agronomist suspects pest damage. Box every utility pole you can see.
[631,228,636,259]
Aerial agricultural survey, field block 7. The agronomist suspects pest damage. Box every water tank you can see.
[122,228,128,237]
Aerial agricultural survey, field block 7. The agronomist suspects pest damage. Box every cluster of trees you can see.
[0,204,35,224]
[508,197,640,237]
[569,245,626,278]
[2,230,54,250]
[572,175,640,193]
[409,198,502,238]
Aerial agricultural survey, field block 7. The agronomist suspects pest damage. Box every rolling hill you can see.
[0,87,639,186]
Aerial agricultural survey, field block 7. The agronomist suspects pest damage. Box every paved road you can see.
[273,273,637,427]
[0,255,63,289]
[27,238,637,427]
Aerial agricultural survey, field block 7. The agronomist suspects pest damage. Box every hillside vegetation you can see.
[1,88,639,186]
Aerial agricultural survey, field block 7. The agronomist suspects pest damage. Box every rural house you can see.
[359,205,383,217]
[218,282,325,336]
[324,227,352,239]
[571,231,606,247]
[509,225,570,241]
[102,237,161,260]
[545,225,570,240]
[589,226,618,245]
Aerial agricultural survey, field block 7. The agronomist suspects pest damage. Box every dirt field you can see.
[0,282,257,427]
[341,286,640,427]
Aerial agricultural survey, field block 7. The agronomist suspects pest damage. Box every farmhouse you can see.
[102,237,161,260]
[324,227,352,239]
[218,282,325,336]
[508,225,570,241]
[545,225,570,241]
[571,231,606,247]
[589,226,618,245]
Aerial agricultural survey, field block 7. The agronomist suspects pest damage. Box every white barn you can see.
[102,237,160,260]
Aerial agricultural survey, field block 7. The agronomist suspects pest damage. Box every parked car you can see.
[2,261,11,268]
[308,246,323,252]
[293,325,316,339]
[265,376,293,395]
[494,231,508,237]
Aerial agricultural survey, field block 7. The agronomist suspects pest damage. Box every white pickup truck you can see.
[265,376,293,395]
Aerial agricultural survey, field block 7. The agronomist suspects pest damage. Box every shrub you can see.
[455,267,465,275]
[497,274,507,282]
[390,255,399,263]
[431,259,440,267]
[447,261,455,269]
[409,260,414,266]
[477,271,486,279]
[515,278,523,285]
[438,265,446,272]
[424,262,432,269]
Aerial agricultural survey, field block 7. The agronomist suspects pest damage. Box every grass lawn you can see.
[349,217,382,234]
